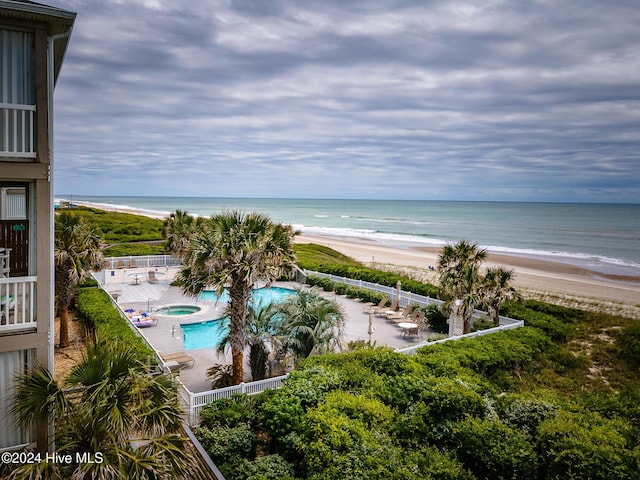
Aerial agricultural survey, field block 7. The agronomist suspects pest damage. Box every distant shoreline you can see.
[68,199,640,315]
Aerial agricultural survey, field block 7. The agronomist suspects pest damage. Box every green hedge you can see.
[76,288,155,363]
[307,264,440,298]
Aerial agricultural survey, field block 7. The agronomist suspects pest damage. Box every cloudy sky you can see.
[49,0,639,202]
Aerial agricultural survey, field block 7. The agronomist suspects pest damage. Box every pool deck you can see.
[98,268,430,393]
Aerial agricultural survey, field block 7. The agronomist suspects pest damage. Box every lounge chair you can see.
[385,304,415,322]
[148,270,159,284]
[362,297,388,314]
[375,299,399,317]
[161,352,195,371]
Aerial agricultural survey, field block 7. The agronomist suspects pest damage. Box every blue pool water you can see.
[199,286,295,304]
[181,318,230,350]
[183,287,295,350]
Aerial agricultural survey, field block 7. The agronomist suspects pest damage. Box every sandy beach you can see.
[296,233,640,318]
[70,200,640,318]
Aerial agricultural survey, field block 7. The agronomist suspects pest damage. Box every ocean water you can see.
[61,195,640,277]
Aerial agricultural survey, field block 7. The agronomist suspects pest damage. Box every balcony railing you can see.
[0,276,36,332]
[0,103,36,159]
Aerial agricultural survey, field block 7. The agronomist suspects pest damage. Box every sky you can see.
[48,0,640,202]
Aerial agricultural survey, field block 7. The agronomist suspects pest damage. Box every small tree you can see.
[437,240,487,334]
[54,211,105,347]
[481,267,520,326]
[278,289,346,362]
[162,209,205,259]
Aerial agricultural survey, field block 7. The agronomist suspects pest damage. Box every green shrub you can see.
[536,411,634,479]
[500,396,558,439]
[222,454,296,480]
[195,423,257,465]
[501,301,572,342]
[199,394,258,429]
[471,316,494,332]
[453,417,538,480]
[76,289,154,362]
[424,303,449,334]
[104,243,165,257]
[334,282,348,295]
[617,323,640,368]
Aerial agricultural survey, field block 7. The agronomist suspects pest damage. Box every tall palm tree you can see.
[162,209,205,259]
[278,289,345,362]
[9,339,189,479]
[177,211,297,384]
[54,211,105,347]
[437,240,487,334]
[481,267,520,326]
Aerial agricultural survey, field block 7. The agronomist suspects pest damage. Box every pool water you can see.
[156,305,202,316]
[183,287,295,350]
[199,286,295,304]
[181,318,230,350]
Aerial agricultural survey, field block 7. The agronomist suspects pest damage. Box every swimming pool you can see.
[199,286,295,305]
[183,287,295,350]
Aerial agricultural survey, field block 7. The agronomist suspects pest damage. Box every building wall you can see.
[0,2,75,451]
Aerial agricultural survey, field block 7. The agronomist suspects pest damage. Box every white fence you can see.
[178,375,289,426]
[105,254,182,269]
[304,269,524,354]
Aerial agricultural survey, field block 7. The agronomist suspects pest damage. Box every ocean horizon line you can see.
[55,194,640,206]
[57,195,640,278]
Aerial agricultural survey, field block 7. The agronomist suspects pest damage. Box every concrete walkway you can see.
[96,268,428,393]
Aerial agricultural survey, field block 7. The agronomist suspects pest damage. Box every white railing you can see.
[0,103,36,159]
[0,276,36,332]
[179,375,290,426]
[395,320,525,355]
[105,254,182,269]
[304,269,524,353]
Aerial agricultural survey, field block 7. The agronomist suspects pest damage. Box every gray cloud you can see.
[49,0,640,202]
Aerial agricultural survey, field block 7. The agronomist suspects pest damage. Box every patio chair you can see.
[375,299,399,317]
[161,352,195,371]
[148,270,159,284]
[362,297,388,314]
[385,304,416,322]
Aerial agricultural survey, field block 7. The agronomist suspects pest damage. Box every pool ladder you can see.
[171,324,182,339]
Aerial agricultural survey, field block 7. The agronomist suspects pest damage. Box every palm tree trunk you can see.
[231,349,244,385]
[229,280,251,384]
[59,306,70,348]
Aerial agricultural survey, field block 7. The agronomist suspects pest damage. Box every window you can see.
[0,349,35,449]
[0,29,36,158]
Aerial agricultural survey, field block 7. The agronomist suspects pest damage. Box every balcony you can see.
[0,276,36,333]
[0,103,36,160]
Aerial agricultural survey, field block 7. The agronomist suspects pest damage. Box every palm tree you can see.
[437,240,487,334]
[54,211,105,347]
[216,300,283,381]
[163,209,204,259]
[246,300,283,380]
[9,339,189,479]
[177,211,297,384]
[481,267,520,326]
[278,289,345,362]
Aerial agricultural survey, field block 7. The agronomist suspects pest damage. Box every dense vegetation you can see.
[71,207,165,255]
[76,288,155,363]
[195,300,640,479]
